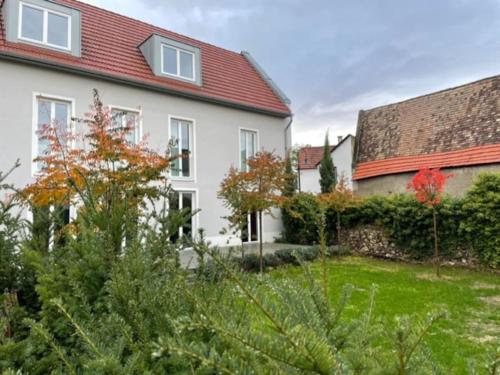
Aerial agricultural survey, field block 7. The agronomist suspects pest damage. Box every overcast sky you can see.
[82,0,500,146]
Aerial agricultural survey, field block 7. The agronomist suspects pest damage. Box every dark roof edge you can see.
[241,50,291,107]
[333,133,355,150]
[313,134,355,167]
[0,50,291,118]
[361,74,500,113]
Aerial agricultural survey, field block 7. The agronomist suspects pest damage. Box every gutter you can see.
[0,50,291,119]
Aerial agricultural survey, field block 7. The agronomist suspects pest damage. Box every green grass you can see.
[273,256,499,373]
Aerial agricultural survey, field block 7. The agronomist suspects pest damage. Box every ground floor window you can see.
[31,204,72,251]
[241,211,259,243]
[168,190,195,243]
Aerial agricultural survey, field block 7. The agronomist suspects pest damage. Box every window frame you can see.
[32,92,75,176]
[239,127,259,172]
[168,115,196,181]
[108,105,143,145]
[168,189,198,241]
[26,203,77,251]
[161,44,196,81]
[241,211,261,244]
[18,1,72,51]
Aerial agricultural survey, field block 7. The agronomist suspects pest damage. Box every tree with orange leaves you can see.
[218,151,287,273]
[22,90,172,253]
[317,175,360,246]
[407,167,452,277]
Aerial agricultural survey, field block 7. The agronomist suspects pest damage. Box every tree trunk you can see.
[336,210,341,246]
[433,207,440,277]
[259,210,264,274]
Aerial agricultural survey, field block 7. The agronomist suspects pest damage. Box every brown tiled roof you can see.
[299,145,334,170]
[353,75,500,180]
[0,0,291,117]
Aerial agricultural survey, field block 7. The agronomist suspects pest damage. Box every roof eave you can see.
[0,50,292,118]
[241,50,291,109]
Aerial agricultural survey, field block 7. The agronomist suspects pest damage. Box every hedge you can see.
[281,173,500,268]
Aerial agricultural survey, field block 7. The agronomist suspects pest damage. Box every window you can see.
[170,118,194,178]
[32,204,72,251]
[19,2,71,50]
[169,191,195,242]
[240,129,257,171]
[110,108,140,144]
[162,45,195,80]
[242,212,259,243]
[34,96,72,172]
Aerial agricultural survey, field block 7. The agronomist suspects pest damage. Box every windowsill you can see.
[169,176,196,183]
[18,36,71,52]
[161,70,195,82]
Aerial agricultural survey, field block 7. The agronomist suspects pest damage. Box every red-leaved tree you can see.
[407,168,452,276]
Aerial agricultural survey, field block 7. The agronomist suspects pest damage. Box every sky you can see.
[82,0,500,146]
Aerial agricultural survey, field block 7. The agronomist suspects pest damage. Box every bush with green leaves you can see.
[281,192,321,245]
[343,194,465,260]
[460,173,500,268]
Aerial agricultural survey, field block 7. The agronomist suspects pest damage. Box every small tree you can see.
[319,133,336,193]
[317,175,360,246]
[218,151,287,273]
[22,89,173,253]
[283,153,297,198]
[407,168,451,277]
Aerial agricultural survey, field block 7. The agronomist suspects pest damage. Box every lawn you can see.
[272,256,499,373]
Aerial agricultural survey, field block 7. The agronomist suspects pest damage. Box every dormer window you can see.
[162,45,195,81]
[139,34,202,85]
[19,2,71,50]
[2,0,81,56]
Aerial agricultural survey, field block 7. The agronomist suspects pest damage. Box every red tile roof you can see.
[353,75,500,180]
[353,144,500,180]
[299,145,334,170]
[0,0,291,117]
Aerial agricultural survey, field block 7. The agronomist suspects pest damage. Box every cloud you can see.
[80,0,500,146]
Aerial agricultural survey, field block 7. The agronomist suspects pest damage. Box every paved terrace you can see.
[179,243,311,269]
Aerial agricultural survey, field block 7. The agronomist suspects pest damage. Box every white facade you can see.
[0,60,290,247]
[299,135,355,193]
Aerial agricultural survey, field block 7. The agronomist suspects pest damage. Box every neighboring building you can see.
[0,0,292,246]
[298,135,355,193]
[353,75,500,196]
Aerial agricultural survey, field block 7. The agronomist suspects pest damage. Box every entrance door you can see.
[242,211,259,243]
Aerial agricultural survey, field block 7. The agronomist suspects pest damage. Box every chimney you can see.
[337,135,343,144]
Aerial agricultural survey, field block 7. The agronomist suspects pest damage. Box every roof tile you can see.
[0,0,291,116]
[354,76,500,179]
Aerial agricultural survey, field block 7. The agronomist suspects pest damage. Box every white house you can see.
[298,135,355,193]
[0,0,292,247]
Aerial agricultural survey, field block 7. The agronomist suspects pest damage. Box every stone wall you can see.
[342,225,477,266]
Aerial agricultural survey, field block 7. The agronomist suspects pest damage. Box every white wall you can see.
[299,168,320,193]
[331,136,355,189]
[0,60,289,246]
[299,136,355,193]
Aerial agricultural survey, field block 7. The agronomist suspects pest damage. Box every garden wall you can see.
[341,225,476,266]
[281,173,500,268]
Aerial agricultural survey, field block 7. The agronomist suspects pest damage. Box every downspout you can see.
[284,113,294,153]
[284,114,300,191]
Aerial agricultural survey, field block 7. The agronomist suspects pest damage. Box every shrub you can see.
[281,192,320,244]
[461,173,500,268]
